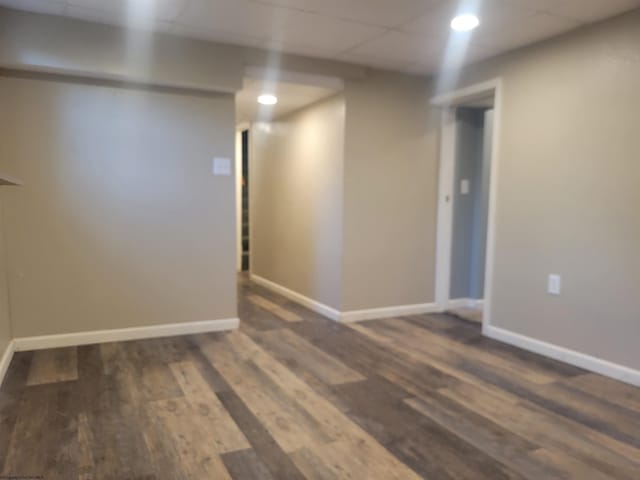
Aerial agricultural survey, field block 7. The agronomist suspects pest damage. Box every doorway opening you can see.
[432,79,502,330]
[234,69,344,292]
[240,129,250,271]
[448,106,493,322]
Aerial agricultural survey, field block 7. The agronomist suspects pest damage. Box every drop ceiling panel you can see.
[508,0,640,23]
[177,0,289,42]
[251,0,442,28]
[178,0,384,55]
[274,10,384,54]
[169,23,266,48]
[401,0,534,37]
[413,39,497,75]
[337,51,414,72]
[236,77,339,124]
[346,31,440,65]
[1,0,639,75]
[0,0,64,15]
[473,13,581,52]
[67,0,188,21]
[266,42,346,61]
[64,5,175,31]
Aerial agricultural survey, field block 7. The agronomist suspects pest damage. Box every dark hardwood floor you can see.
[1,275,639,479]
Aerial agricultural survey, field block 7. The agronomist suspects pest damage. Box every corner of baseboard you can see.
[484,324,640,387]
[250,274,443,324]
[249,273,341,321]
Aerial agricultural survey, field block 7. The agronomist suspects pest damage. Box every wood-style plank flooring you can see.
[1,275,639,479]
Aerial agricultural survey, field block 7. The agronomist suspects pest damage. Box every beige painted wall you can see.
[0,75,237,337]
[251,95,345,309]
[449,10,640,369]
[342,72,439,311]
[0,197,11,354]
[339,10,640,370]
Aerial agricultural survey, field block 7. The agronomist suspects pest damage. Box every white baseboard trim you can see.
[483,324,640,387]
[447,298,484,310]
[0,340,15,388]
[12,317,239,352]
[250,274,341,321]
[339,303,440,323]
[250,274,441,323]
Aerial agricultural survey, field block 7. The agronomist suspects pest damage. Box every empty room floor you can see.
[1,278,639,479]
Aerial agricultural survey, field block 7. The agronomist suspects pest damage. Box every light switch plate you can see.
[548,274,561,295]
[212,157,232,176]
[460,179,470,195]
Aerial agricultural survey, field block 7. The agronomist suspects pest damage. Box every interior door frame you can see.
[431,78,503,333]
[236,122,251,272]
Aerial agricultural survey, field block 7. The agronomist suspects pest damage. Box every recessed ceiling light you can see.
[258,94,278,105]
[451,14,480,32]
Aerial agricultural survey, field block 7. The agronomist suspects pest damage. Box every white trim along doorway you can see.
[431,78,503,333]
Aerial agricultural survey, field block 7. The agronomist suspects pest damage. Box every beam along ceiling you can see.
[1,0,639,75]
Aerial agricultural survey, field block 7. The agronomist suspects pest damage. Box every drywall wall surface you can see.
[451,10,640,369]
[0,74,237,337]
[251,95,345,309]
[341,71,439,311]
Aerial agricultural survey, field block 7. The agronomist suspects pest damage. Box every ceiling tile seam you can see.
[389,2,586,34]
[171,2,387,55]
[471,15,584,52]
[468,10,542,48]
[388,0,460,30]
[41,4,402,64]
[21,0,629,76]
[42,7,514,70]
[361,5,562,42]
[520,4,593,24]
[386,10,577,52]
[246,0,427,30]
[247,0,386,29]
[61,0,189,24]
[336,53,415,70]
[392,0,451,33]
[336,28,459,66]
[333,27,397,58]
[49,0,584,57]
[171,24,267,45]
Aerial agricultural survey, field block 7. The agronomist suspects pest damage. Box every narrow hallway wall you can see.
[251,95,345,310]
[342,71,439,311]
